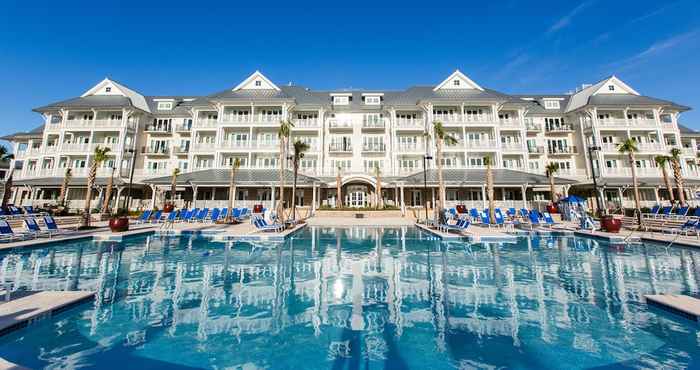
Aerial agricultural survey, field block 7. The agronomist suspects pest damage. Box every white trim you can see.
[433,70,484,91]
[233,70,280,91]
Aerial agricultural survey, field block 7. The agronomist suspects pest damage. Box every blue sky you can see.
[1,0,699,139]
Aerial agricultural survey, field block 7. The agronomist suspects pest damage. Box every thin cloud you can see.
[547,1,594,34]
[610,29,700,70]
[628,1,680,24]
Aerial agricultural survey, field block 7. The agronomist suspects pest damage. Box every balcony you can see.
[465,140,498,150]
[329,143,353,153]
[292,119,320,129]
[134,168,171,178]
[499,118,521,128]
[395,118,424,130]
[362,119,386,130]
[145,125,171,134]
[251,115,282,125]
[545,124,574,133]
[254,141,279,150]
[501,142,524,152]
[221,114,252,124]
[328,119,353,130]
[90,143,119,151]
[62,119,133,130]
[142,146,171,156]
[601,142,664,153]
[61,143,91,153]
[527,146,545,155]
[433,114,463,125]
[601,167,659,177]
[193,119,218,129]
[218,141,251,150]
[174,123,192,132]
[94,119,124,128]
[63,119,93,129]
[172,147,190,155]
[547,146,577,155]
[362,143,386,153]
[526,123,542,132]
[395,144,424,153]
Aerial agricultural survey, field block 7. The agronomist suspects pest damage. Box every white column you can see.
[653,186,660,204]
[521,185,527,209]
[312,184,317,214]
[400,184,405,216]
[431,188,436,210]
[150,185,157,209]
[481,185,487,209]
[617,188,624,208]
[192,185,198,208]
[270,185,276,209]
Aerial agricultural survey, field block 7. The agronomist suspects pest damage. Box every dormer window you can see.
[544,100,560,109]
[157,102,173,110]
[453,80,460,86]
[608,85,615,91]
[364,95,381,105]
[105,87,111,93]
[255,80,262,87]
[332,95,350,105]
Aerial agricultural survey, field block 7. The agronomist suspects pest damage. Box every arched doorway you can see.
[346,184,369,208]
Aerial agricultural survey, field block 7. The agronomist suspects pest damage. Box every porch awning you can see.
[142,169,321,186]
[399,169,578,186]
[596,177,700,187]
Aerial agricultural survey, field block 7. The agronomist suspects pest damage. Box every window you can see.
[255,80,261,87]
[608,85,615,91]
[157,101,173,110]
[364,95,381,105]
[544,100,560,109]
[333,96,350,105]
[453,79,460,86]
[105,87,111,93]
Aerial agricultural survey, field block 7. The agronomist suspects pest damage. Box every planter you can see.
[163,204,175,213]
[109,217,130,232]
[600,215,621,233]
[546,204,558,214]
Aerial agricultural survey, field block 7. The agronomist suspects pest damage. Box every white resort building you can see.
[2,70,697,213]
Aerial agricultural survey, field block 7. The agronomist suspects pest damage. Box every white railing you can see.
[601,167,659,177]
[194,119,217,128]
[362,144,386,152]
[61,143,91,152]
[251,115,282,124]
[526,123,542,131]
[328,119,353,129]
[465,140,498,150]
[94,119,124,128]
[598,118,628,127]
[602,142,663,152]
[254,141,280,150]
[61,119,134,130]
[293,119,320,128]
[395,118,423,128]
[629,118,657,127]
[91,142,119,151]
[218,141,251,150]
[499,119,521,127]
[362,119,386,129]
[329,144,353,152]
[501,142,524,151]
[174,123,192,131]
[395,144,425,153]
[134,168,171,178]
[221,115,252,124]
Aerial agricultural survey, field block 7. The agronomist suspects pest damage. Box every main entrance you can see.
[346,185,369,208]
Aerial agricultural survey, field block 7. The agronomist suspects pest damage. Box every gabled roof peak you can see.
[433,70,484,92]
[233,71,280,91]
[80,78,150,113]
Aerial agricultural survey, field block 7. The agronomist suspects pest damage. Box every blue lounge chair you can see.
[240,208,250,219]
[23,206,40,215]
[439,218,470,233]
[150,210,163,223]
[673,219,699,235]
[43,216,73,235]
[0,220,34,241]
[480,211,492,226]
[469,208,480,222]
[254,217,284,232]
[690,208,700,219]
[658,206,673,218]
[164,210,178,223]
[673,206,690,219]
[580,216,599,231]
[643,205,661,218]
[179,208,195,222]
[494,208,506,225]
[528,211,542,226]
[507,208,517,219]
[520,208,529,219]
[24,218,56,238]
[136,210,152,223]
[194,208,209,222]
[220,208,228,220]
[542,212,557,227]
[209,208,221,223]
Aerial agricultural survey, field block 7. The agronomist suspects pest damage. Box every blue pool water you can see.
[0,227,699,369]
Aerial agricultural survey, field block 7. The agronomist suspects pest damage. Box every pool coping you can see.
[0,291,96,337]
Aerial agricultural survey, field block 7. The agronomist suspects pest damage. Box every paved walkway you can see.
[306,217,413,227]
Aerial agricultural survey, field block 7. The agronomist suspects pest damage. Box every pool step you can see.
[0,291,95,336]
[645,294,700,321]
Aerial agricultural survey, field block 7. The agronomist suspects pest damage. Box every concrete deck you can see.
[307,217,414,227]
[0,290,95,336]
[645,294,700,321]
[0,358,28,370]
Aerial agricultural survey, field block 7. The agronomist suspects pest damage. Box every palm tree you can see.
[670,148,686,206]
[432,121,458,216]
[618,139,642,225]
[374,163,383,209]
[277,119,294,222]
[336,166,343,208]
[545,162,559,203]
[226,158,241,223]
[170,168,181,207]
[100,167,115,214]
[82,146,110,227]
[291,140,309,221]
[485,156,496,225]
[654,155,675,203]
[58,168,72,207]
[0,145,15,208]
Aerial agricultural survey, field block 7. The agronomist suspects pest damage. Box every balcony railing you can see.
[526,123,542,132]
[221,115,252,124]
[218,141,251,150]
[545,124,574,132]
[61,143,91,152]
[547,146,578,155]
[499,118,521,127]
[329,143,353,153]
[144,125,171,133]
[134,168,171,178]
[329,120,353,129]
[527,146,545,154]
[293,119,320,128]
[362,143,386,152]
[465,140,498,150]
[601,142,664,152]
[194,119,218,128]
[143,147,171,155]
[395,118,423,129]
[174,123,192,132]
[601,167,659,177]
[501,142,524,151]
[362,119,386,129]
[395,144,424,153]
[172,147,190,155]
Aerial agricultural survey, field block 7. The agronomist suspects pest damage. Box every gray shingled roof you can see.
[587,95,690,110]
[0,125,45,141]
[679,124,700,137]
[145,97,198,117]
[400,169,578,186]
[33,96,136,113]
[385,86,511,106]
[142,168,320,186]
[599,177,700,187]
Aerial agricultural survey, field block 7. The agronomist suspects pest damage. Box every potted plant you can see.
[109,208,130,232]
[600,214,621,233]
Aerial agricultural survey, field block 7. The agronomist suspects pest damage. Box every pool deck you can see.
[307,217,414,227]
[0,290,95,336]
[645,294,700,321]
[0,358,28,370]
[415,223,519,243]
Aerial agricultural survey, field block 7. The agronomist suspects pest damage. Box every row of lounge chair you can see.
[135,207,251,224]
[0,205,46,220]
[447,207,559,228]
[0,216,73,242]
[643,205,700,219]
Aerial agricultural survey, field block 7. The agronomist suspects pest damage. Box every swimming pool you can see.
[0,226,698,369]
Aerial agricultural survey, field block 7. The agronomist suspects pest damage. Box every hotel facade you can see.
[3,70,698,214]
